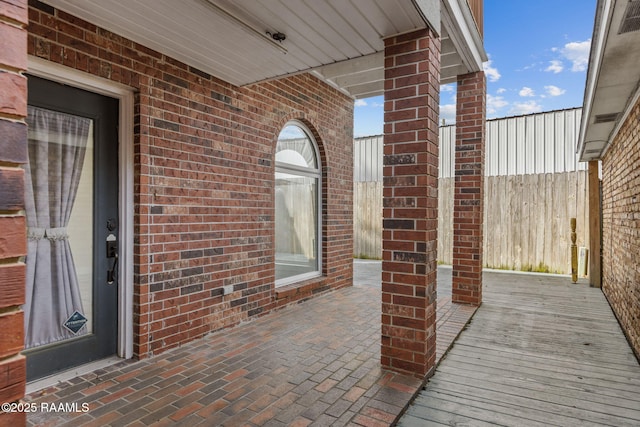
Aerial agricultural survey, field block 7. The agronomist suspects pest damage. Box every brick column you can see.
[381,28,440,378]
[452,71,486,306]
[0,1,28,425]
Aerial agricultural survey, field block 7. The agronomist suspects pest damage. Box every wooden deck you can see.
[400,271,640,427]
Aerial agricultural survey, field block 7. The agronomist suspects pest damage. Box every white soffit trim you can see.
[602,81,640,159]
[441,0,487,73]
[577,0,613,160]
[27,56,135,360]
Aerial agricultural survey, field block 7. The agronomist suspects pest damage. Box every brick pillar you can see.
[0,1,28,425]
[381,28,440,378]
[452,71,486,306]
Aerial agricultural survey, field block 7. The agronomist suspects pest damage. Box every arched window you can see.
[275,122,322,286]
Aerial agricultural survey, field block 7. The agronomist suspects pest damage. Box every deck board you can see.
[399,271,640,427]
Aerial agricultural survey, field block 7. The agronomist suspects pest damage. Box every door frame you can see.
[28,56,135,360]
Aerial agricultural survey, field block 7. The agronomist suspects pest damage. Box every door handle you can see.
[106,234,118,284]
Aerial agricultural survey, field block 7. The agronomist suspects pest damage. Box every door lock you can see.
[106,234,118,284]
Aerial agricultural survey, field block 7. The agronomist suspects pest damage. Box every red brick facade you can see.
[381,28,440,377]
[0,0,28,423]
[601,97,640,359]
[27,2,353,359]
[452,71,486,306]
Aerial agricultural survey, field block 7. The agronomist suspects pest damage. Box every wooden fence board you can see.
[438,178,454,265]
[354,171,589,274]
[353,181,382,258]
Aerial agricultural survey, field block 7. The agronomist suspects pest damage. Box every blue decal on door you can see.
[63,311,88,335]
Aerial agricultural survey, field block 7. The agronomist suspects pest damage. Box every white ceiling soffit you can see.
[42,0,485,99]
[578,0,640,162]
[314,0,488,98]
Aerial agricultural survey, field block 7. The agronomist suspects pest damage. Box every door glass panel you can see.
[24,106,94,349]
[67,123,94,334]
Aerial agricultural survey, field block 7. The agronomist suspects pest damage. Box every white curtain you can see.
[24,106,91,348]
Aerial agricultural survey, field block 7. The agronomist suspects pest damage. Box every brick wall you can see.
[0,0,28,424]
[28,1,353,358]
[452,71,486,306]
[601,97,640,359]
[381,28,440,378]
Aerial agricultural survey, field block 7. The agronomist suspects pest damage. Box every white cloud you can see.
[439,104,456,125]
[355,99,368,107]
[487,94,508,116]
[496,88,506,94]
[483,60,501,82]
[520,63,536,71]
[510,101,543,115]
[545,60,564,73]
[519,87,535,97]
[560,40,591,72]
[441,84,455,92]
[545,85,566,96]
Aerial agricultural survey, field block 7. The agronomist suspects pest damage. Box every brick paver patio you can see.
[25,263,475,426]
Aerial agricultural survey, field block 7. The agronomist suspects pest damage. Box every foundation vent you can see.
[594,112,620,123]
[619,0,640,34]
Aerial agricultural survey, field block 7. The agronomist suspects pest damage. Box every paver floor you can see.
[25,262,475,426]
[400,271,640,426]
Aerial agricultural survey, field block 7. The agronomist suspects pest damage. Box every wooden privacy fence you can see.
[353,181,383,259]
[354,109,590,273]
[355,171,589,274]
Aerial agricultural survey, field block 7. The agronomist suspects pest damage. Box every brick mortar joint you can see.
[386,47,437,57]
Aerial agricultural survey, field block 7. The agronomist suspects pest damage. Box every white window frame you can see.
[275,120,323,287]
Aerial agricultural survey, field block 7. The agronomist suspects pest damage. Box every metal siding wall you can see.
[353,135,383,182]
[525,115,536,174]
[535,114,545,174]
[507,116,517,175]
[543,113,553,173]
[554,111,566,172]
[498,119,508,175]
[483,108,586,177]
[515,116,527,174]
[439,126,455,178]
[355,137,362,182]
[353,108,587,180]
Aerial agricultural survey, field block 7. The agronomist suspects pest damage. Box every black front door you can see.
[24,75,119,381]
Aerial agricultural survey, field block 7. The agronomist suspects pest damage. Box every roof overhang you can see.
[578,0,640,161]
[42,0,486,100]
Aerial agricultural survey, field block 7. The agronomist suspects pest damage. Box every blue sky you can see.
[354,0,597,137]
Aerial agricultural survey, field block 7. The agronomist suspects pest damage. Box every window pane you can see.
[275,173,318,281]
[276,125,317,169]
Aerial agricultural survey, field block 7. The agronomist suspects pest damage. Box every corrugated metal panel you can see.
[353,135,383,182]
[515,116,527,174]
[534,114,545,174]
[485,108,587,177]
[440,126,456,178]
[353,108,587,181]
[498,118,509,175]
